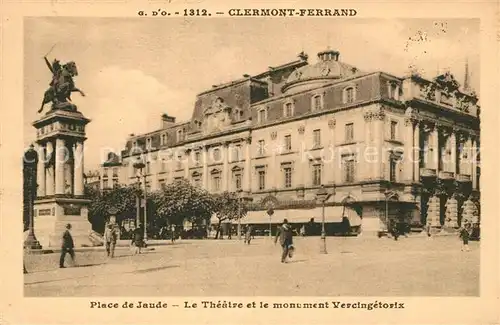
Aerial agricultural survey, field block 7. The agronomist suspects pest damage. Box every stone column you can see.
[362,113,373,182]
[431,124,439,171]
[373,109,385,179]
[45,141,54,196]
[36,143,46,197]
[243,138,251,192]
[202,146,209,189]
[403,118,414,182]
[222,143,229,191]
[297,125,306,187]
[74,141,84,196]
[55,138,66,195]
[471,137,478,189]
[450,129,458,175]
[328,119,336,184]
[413,121,421,181]
[184,149,190,180]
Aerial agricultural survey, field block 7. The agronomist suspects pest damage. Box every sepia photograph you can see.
[20,17,483,298]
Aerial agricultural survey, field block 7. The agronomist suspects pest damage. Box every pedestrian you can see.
[244,225,253,245]
[60,223,76,268]
[132,224,144,254]
[389,219,399,241]
[274,219,294,263]
[300,225,306,237]
[459,223,471,252]
[171,224,176,244]
[104,223,118,258]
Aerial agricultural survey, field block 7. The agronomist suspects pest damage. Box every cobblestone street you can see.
[24,236,479,297]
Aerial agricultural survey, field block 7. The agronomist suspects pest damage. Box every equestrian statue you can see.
[38,55,85,114]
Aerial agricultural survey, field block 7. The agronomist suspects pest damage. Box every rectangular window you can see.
[159,179,166,189]
[160,159,167,172]
[112,168,118,177]
[177,155,182,169]
[194,177,202,188]
[258,140,265,156]
[258,109,266,123]
[345,123,354,142]
[235,174,242,190]
[146,161,151,174]
[312,164,322,186]
[213,175,221,191]
[213,148,221,161]
[389,159,397,182]
[103,179,109,189]
[313,129,321,147]
[344,159,356,183]
[284,167,292,188]
[103,168,109,178]
[112,178,119,188]
[313,95,322,111]
[345,88,354,103]
[284,103,293,117]
[194,151,201,164]
[146,138,152,149]
[390,121,398,140]
[258,170,266,190]
[284,135,292,151]
[233,145,241,162]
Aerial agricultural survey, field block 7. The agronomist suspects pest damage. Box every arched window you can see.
[283,101,294,117]
[257,108,267,123]
[311,94,323,111]
[176,129,183,142]
[343,86,356,104]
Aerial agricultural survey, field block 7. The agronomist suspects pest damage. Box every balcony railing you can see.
[420,168,436,178]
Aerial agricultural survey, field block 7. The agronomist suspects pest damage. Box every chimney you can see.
[161,113,176,128]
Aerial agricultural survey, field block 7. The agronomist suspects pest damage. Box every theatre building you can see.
[110,48,480,235]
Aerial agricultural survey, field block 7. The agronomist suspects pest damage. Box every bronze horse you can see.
[38,59,86,113]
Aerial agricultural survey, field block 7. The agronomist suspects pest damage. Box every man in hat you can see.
[274,219,294,263]
[104,223,119,258]
[60,223,75,268]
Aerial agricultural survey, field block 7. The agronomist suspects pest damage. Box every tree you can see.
[212,191,248,239]
[85,184,140,234]
[152,179,217,229]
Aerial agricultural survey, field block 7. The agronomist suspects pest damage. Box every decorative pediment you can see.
[201,97,233,135]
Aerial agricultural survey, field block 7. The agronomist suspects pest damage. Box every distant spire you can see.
[463,57,471,92]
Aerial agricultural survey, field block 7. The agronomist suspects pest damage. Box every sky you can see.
[23,18,480,171]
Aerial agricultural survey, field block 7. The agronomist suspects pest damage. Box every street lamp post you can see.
[266,206,274,239]
[135,175,140,229]
[237,189,243,240]
[384,189,398,237]
[315,185,330,254]
[133,158,147,241]
[23,145,42,250]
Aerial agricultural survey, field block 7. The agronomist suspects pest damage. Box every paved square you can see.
[24,236,479,297]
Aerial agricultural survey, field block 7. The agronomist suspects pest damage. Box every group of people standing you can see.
[57,222,147,268]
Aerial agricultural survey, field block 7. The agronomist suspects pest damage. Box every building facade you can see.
[107,49,480,234]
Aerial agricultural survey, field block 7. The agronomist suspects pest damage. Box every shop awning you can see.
[210,206,357,225]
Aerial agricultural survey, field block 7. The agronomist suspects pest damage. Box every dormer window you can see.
[388,82,400,100]
[146,137,152,150]
[343,86,356,104]
[161,133,167,146]
[257,108,267,123]
[176,129,183,142]
[311,94,323,111]
[283,102,294,118]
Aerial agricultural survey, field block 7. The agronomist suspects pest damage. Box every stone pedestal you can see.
[32,107,93,248]
[426,195,441,233]
[34,197,93,248]
[444,196,458,230]
[461,199,478,225]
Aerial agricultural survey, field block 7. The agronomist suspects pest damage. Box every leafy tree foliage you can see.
[85,184,140,234]
[152,178,217,227]
[212,191,248,239]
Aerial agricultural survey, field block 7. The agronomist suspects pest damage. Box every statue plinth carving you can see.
[201,97,232,135]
